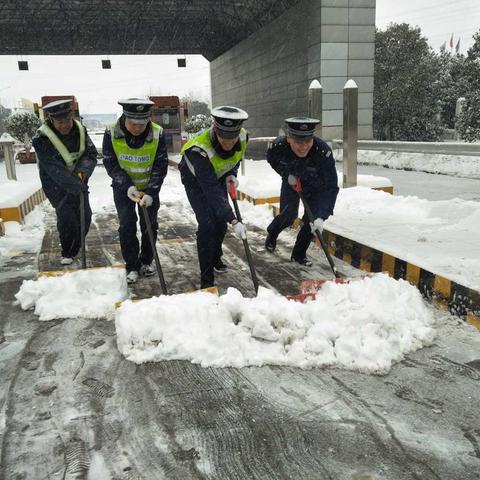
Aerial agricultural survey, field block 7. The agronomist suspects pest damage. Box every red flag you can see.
[449,33,454,49]
[455,37,461,53]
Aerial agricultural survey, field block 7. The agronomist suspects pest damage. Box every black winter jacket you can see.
[32,122,98,208]
[267,136,339,220]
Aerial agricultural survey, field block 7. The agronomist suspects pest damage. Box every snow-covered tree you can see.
[374,23,443,141]
[434,51,467,129]
[456,91,480,142]
[184,114,212,134]
[5,112,40,149]
[0,104,12,136]
[456,31,480,141]
[181,95,210,116]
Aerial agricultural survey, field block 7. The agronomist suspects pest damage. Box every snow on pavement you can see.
[115,274,435,373]
[335,149,480,179]
[0,206,45,264]
[326,186,480,291]
[15,267,128,321]
[238,158,392,198]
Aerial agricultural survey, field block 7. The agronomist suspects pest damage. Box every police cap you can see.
[211,106,248,139]
[43,99,73,119]
[118,98,154,124]
[285,117,320,139]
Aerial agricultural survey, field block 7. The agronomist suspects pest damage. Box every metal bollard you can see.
[0,132,17,181]
[343,79,358,188]
[308,79,322,138]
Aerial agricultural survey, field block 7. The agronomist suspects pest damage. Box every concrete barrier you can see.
[0,188,46,223]
[332,139,480,157]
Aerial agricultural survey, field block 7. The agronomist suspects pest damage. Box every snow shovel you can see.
[287,176,355,302]
[289,175,342,279]
[134,194,168,295]
[78,174,87,270]
[227,180,259,295]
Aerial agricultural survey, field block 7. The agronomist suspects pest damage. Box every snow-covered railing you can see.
[332,139,480,157]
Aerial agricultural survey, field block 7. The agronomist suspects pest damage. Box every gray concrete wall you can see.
[210,0,375,140]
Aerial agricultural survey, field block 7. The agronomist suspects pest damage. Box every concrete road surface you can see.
[1,201,479,479]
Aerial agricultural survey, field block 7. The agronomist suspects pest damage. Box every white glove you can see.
[127,185,141,202]
[287,174,298,186]
[232,221,247,240]
[140,194,153,207]
[310,218,324,234]
[225,175,239,188]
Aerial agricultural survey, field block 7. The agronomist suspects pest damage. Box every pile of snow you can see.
[335,149,480,179]
[0,206,45,262]
[15,267,128,321]
[116,274,435,374]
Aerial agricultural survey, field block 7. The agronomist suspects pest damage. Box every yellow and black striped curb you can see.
[0,188,46,223]
[269,204,480,329]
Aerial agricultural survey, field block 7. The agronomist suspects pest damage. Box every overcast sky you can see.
[376,0,479,51]
[0,0,478,115]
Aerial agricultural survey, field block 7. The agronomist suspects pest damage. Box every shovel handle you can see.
[228,180,259,294]
[140,204,168,295]
[78,172,87,269]
[298,191,342,278]
[228,180,238,200]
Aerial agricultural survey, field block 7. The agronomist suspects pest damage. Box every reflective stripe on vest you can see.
[180,128,247,179]
[38,120,86,171]
[111,122,162,190]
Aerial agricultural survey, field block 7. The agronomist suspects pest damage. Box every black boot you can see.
[214,259,228,273]
[265,233,277,253]
[291,255,313,267]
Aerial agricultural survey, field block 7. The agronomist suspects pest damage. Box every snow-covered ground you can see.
[355,163,480,201]
[237,159,480,292]
[335,148,480,179]
[4,158,479,374]
[237,158,391,197]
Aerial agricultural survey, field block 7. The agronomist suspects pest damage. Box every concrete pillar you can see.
[0,133,17,180]
[343,79,358,188]
[308,80,322,138]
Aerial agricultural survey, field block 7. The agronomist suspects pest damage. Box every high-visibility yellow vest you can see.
[180,127,247,178]
[38,120,85,171]
[111,122,162,190]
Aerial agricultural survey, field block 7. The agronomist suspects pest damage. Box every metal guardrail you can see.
[331,139,480,157]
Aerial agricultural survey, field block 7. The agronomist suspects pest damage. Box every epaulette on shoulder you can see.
[191,146,207,157]
[272,136,287,149]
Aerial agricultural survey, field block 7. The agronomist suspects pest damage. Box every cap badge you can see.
[224,119,233,126]
[136,105,144,111]
[300,124,308,130]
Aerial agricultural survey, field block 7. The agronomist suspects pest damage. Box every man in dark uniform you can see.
[265,117,339,266]
[33,99,97,265]
[179,106,249,289]
[103,98,168,284]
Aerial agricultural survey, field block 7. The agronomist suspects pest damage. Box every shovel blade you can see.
[286,275,368,303]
